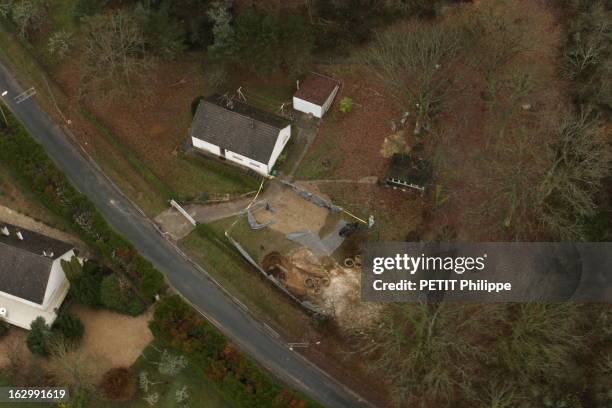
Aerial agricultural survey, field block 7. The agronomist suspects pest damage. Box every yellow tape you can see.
[245,177,266,211]
[340,207,368,225]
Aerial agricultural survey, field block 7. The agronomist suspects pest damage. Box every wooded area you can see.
[0,1,610,407]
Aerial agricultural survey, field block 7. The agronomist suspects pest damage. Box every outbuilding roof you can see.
[294,73,340,106]
[385,153,432,187]
[190,95,291,164]
[0,223,73,305]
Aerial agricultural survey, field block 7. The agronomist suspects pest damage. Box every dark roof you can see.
[294,73,340,106]
[0,223,73,304]
[385,153,432,187]
[190,95,291,164]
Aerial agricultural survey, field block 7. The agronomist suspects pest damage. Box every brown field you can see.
[297,70,399,181]
[50,54,260,202]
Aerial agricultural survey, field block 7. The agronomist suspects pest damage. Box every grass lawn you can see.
[179,220,312,339]
[272,130,302,175]
[179,152,260,198]
[225,68,295,113]
[226,216,301,264]
[294,126,344,180]
[317,182,423,241]
[97,342,232,408]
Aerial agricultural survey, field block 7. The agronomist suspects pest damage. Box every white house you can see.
[190,95,292,176]
[0,223,73,329]
[293,73,340,118]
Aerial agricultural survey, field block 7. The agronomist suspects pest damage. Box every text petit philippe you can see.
[370,253,512,293]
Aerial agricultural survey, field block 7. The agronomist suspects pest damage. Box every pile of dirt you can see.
[263,248,379,330]
[322,264,381,332]
[263,248,330,298]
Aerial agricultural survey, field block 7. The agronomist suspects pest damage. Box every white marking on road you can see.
[234,299,248,312]
[15,87,36,104]
[263,323,280,338]
[1,91,7,97]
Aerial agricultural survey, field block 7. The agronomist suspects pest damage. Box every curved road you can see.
[0,61,372,408]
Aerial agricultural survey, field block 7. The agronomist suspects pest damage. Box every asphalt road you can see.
[0,61,373,408]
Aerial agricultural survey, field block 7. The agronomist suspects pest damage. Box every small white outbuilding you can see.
[293,73,340,119]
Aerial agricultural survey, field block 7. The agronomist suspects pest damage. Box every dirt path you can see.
[306,176,379,184]
[187,197,253,223]
[288,116,319,179]
[155,196,253,239]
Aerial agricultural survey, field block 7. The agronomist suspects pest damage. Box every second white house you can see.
[190,95,292,176]
[0,223,74,329]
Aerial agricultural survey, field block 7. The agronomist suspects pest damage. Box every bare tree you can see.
[351,303,503,406]
[139,371,153,393]
[48,30,73,59]
[4,337,51,387]
[48,337,99,393]
[143,392,160,406]
[498,303,584,383]
[156,349,187,376]
[175,385,189,406]
[538,111,611,240]
[465,6,525,89]
[477,125,549,239]
[362,22,461,136]
[0,0,46,38]
[479,381,522,408]
[80,11,151,100]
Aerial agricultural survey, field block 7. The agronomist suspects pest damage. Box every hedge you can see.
[0,319,9,338]
[51,312,84,342]
[150,296,323,408]
[0,105,166,310]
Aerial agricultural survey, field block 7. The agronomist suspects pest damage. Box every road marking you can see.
[15,87,36,104]
[1,91,7,97]
[287,342,309,348]
[263,323,280,338]
[234,299,248,312]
